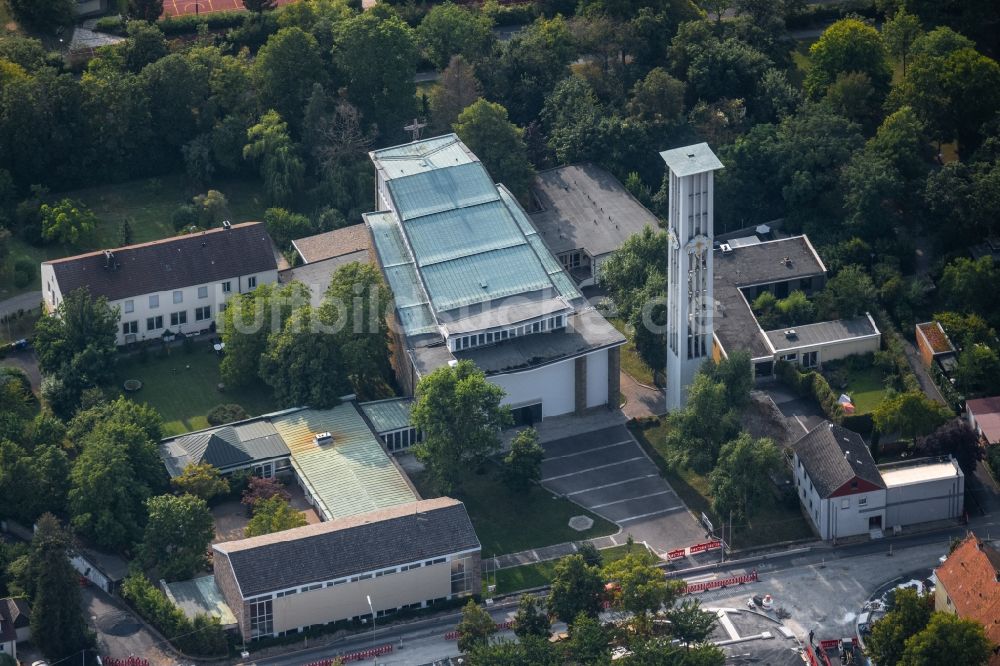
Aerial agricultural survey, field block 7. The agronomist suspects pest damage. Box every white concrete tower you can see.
[660,143,724,411]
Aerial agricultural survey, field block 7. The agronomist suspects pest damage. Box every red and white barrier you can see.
[682,568,758,595]
[104,657,149,666]
[305,643,393,665]
[445,619,515,640]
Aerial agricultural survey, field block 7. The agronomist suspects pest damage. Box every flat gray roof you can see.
[163,576,237,628]
[529,163,660,258]
[765,316,879,352]
[659,143,724,177]
[280,251,371,305]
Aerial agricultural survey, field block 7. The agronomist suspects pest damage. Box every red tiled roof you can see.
[968,397,1000,444]
[935,535,1000,662]
[291,225,372,264]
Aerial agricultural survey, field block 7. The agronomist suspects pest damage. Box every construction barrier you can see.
[666,548,687,561]
[688,539,723,555]
[683,569,758,595]
[104,658,149,666]
[305,643,393,665]
[445,619,515,640]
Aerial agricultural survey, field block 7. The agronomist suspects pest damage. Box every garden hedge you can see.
[775,359,843,423]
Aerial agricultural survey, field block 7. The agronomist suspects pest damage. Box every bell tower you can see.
[659,143,724,411]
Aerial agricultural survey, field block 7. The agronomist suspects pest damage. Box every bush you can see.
[987,446,1000,481]
[12,258,33,288]
[94,15,125,34]
[223,11,279,51]
[159,10,247,35]
[171,203,199,231]
[842,413,875,436]
[206,403,249,426]
[775,360,843,423]
[482,0,537,26]
[785,0,878,29]
[121,573,227,656]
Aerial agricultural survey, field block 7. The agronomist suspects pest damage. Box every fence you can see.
[683,569,758,595]
[104,658,150,666]
[305,643,393,665]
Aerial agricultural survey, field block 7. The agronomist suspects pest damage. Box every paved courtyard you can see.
[539,423,705,554]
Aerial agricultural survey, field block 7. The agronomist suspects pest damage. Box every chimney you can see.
[222,220,232,230]
[314,432,333,446]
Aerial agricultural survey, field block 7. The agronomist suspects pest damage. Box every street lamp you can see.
[366,594,375,649]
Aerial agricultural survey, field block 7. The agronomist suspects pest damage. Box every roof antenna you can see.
[404,118,427,142]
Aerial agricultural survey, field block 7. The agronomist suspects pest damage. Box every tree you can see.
[668,600,718,648]
[663,370,742,472]
[566,612,610,665]
[254,28,326,135]
[320,261,394,396]
[805,19,891,98]
[26,514,89,661]
[9,0,74,31]
[259,305,351,408]
[0,441,43,524]
[503,428,545,490]
[687,38,772,104]
[577,542,603,568]
[39,199,97,247]
[709,433,781,522]
[429,56,482,132]
[141,494,214,580]
[882,8,922,75]
[243,0,277,13]
[955,344,1000,396]
[513,594,550,639]
[220,282,310,387]
[122,21,169,74]
[128,0,163,22]
[411,360,511,493]
[938,257,1000,318]
[866,587,933,666]
[417,2,494,70]
[603,551,684,635]
[874,391,949,447]
[816,265,877,319]
[468,636,558,666]
[826,71,883,133]
[244,495,307,537]
[752,68,800,123]
[332,11,418,140]
[263,207,312,251]
[841,151,904,240]
[243,110,305,207]
[457,599,497,654]
[935,311,994,350]
[172,462,230,501]
[627,67,686,123]
[901,613,992,666]
[599,226,668,322]
[454,99,535,203]
[30,444,71,520]
[241,475,290,508]
[918,420,982,475]
[547,554,605,623]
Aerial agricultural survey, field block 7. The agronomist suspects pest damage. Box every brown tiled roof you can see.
[935,535,1000,660]
[0,597,29,642]
[213,497,479,598]
[792,423,884,498]
[292,225,372,264]
[967,396,1000,444]
[44,222,278,302]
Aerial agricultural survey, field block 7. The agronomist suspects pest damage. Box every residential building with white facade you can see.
[41,222,279,346]
[364,134,625,423]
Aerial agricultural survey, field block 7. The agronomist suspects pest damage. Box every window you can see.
[219,303,227,313]
[146,316,163,331]
[451,556,473,595]
[124,300,134,314]
[149,294,159,309]
[304,583,322,591]
[198,286,208,299]
[170,311,187,326]
[800,277,813,292]
[122,321,138,335]
[195,306,212,321]
[850,480,858,489]
[247,276,257,289]
[276,589,297,598]
[222,281,232,293]
[532,321,541,333]
[173,290,183,304]
[803,351,818,368]
[780,353,798,362]
[859,497,868,506]
[249,599,273,638]
[841,498,850,509]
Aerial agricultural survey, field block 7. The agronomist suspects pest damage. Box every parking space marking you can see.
[543,440,634,461]
[541,457,645,482]
[590,490,674,509]
[617,507,685,523]
[564,474,659,496]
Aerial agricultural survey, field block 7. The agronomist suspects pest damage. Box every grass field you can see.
[609,318,659,387]
[412,465,618,556]
[839,366,888,415]
[491,543,645,595]
[629,419,814,550]
[112,345,278,436]
[1,175,268,301]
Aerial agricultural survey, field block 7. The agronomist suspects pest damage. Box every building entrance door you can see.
[511,403,542,426]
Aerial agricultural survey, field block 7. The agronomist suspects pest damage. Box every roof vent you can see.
[785,329,797,339]
[314,432,333,446]
[222,220,232,230]
[687,152,695,158]
[479,281,488,289]
[783,256,792,267]
[720,243,732,254]
[103,250,118,271]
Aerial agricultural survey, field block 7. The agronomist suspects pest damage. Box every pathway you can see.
[70,19,124,52]
[0,290,41,319]
[620,370,665,419]
[900,337,947,405]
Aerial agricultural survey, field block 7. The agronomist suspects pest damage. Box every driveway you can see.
[84,587,174,666]
[539,423,705,555]
[765,385,825,435]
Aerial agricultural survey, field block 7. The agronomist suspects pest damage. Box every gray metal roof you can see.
[530,164,660,258]
[659,143,724,177]
[214,498,480,598]
[370,134,477,181]
[360,398,414,434]
[160,420,290,478]
[765,316,879,352]
[792,423,884,498]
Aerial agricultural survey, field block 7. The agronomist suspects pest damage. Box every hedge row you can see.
[160,10,249,35]
[121,573,229,657]
[775,359,843,423]
[785,0,879,29]
[483,1,538,27]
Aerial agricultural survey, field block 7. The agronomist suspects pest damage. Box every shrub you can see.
[171,203,199,231]
[206,403,249,426]
[121,573,227,656]
[774,360,843,423]
[12,258,33,288]
[159,10,247,35]
[987,446,1000,481]
[842,413,875,436]
[94,15,125,34]
[785,0,877,29]
[482,0,537,26]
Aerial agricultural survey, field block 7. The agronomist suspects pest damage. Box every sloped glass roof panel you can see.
[383,264,427,308]
[405,201,526,267]
[397,303,438,335]
[371,134,476,180]
[499,186,540,236]
[421,244,553,311]
[388,163,499,221]
[549,270,583,301]
[526,234,563,275]
[360,398,414,434]
[367,212,411,267]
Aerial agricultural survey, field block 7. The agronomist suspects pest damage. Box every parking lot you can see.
[539,424,706,554]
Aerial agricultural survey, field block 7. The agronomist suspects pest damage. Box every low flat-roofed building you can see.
[934,534,1000,665]
[160,417,292,480]
[162,575,238,631]
[366,135,624,422]
[712,235,881,377]
[359,397,422,453]
[967,396,1000,445]
[213,497,480,641]
[880,456,964,530]
[529,163,660,287]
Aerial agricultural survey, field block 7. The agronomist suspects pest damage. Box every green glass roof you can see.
[360,398,414,434]
[388,163,499,221]
[405,200,526,267]
[371,134,476,180]
[420,244,553,311]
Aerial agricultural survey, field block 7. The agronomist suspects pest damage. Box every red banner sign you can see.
[683,569,757,595]
[666,548,687,561]
[687,539,722,555]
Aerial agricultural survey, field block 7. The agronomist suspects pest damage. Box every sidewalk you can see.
[0,290,40,319]
[489,534,622,570]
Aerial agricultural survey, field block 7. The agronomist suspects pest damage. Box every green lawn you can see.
[629,419,814,550]
[2,174,268,300]
[839,366,888,415]
[491,543,646,595]
[412,466,618,556]
[609,318,659,387]
[112,345,278,436]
